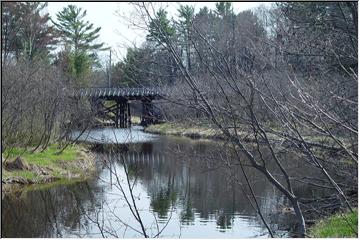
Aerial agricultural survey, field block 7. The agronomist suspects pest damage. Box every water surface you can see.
[71,126,156,144]
[2,127,325,238]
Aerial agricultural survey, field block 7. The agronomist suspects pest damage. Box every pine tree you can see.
[53,5,106,53]
[53,5,107,85]
[177,5,195,71]
[2,2,57,62]
[146,9,175,46]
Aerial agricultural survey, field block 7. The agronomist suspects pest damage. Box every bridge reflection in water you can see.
[2,135,323,237]
[76,87,164,128]
[2,119,332,238]
[106,149,166,166]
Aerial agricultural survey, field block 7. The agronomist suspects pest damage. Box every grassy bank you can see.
[309,210,358,238]
[144,122,276,142]
[2,144,96,187]
[145,122,226,140]
[144,122,350,150]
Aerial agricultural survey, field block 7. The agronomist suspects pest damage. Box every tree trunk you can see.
[292,199,306,237]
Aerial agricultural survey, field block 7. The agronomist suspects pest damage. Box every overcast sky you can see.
[47,2,269,64]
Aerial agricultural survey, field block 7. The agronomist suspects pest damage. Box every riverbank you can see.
[144,122,350,150]
[145,122,358,234]
[144,122,229,140]
[144,122,285,144]
[2,144,96,193]
[309,209,358,237]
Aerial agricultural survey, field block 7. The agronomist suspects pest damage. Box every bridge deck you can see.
[75,87,163,127]
[77,87,163,100]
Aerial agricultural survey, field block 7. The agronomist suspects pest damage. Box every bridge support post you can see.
[114,100,130,128]
[121,101,125,128]
[115,101,120,128]
[127,102,131,127]
[141,99,154,126]
[81,87,161,128]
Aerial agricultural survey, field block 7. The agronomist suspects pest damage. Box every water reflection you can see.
[2,130,327,238]
[71,126,157,144]
[2,180,104,237]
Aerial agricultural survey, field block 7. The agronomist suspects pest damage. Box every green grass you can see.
[309,210,358,238]
[2,170,36,179]
[4,144,78,166]
[2,144,95,184]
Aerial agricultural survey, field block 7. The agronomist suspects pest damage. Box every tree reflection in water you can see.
[2,135,331,238]
[2,180,105,237]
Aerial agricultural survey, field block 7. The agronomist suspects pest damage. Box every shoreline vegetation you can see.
[2,144,96,194]
[144,121,348,147]
[145,122,226,140]
[309,209,358,238]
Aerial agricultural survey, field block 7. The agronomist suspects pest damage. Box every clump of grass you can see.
[2,170,36,179]
[4,144,78,166]
[309,210,358,238]
[2,144,94,184]
[145,122,227,140]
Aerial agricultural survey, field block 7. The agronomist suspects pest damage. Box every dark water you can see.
[2,127,327,238]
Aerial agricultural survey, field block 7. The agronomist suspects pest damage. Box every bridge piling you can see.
[77,87,162,128]
[127,102,131,127]
[116,100,130,128]
[141,99,154,126]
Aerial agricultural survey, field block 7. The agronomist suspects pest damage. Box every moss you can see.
[309,209,358,238]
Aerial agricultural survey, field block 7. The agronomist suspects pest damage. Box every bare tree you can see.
[125,2,357,237]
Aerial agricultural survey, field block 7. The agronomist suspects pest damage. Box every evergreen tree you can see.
[2,2,57,62]
[177,5,195,71]
[53,5,106,53]
[146,9,175,46]
[53,5,107,85]
[215,2,234,18]
[276,2,357,72]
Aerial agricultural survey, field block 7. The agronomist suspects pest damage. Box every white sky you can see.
[47,2,270,64]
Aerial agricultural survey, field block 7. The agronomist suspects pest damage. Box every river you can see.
[2,126,326,238]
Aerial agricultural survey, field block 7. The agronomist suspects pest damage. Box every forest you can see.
[1,2,358,238]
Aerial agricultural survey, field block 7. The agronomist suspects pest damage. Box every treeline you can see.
[131,2,357,236]
[112,3,267,87]
[113,2,357,86]
[2,1,357,155]
[1,2,106,150]
[115,2,357,129]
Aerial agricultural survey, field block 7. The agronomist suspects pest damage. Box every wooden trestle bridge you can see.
[77,87,163,128]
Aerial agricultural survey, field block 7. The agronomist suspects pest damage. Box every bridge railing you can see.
[76,87,163,98]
